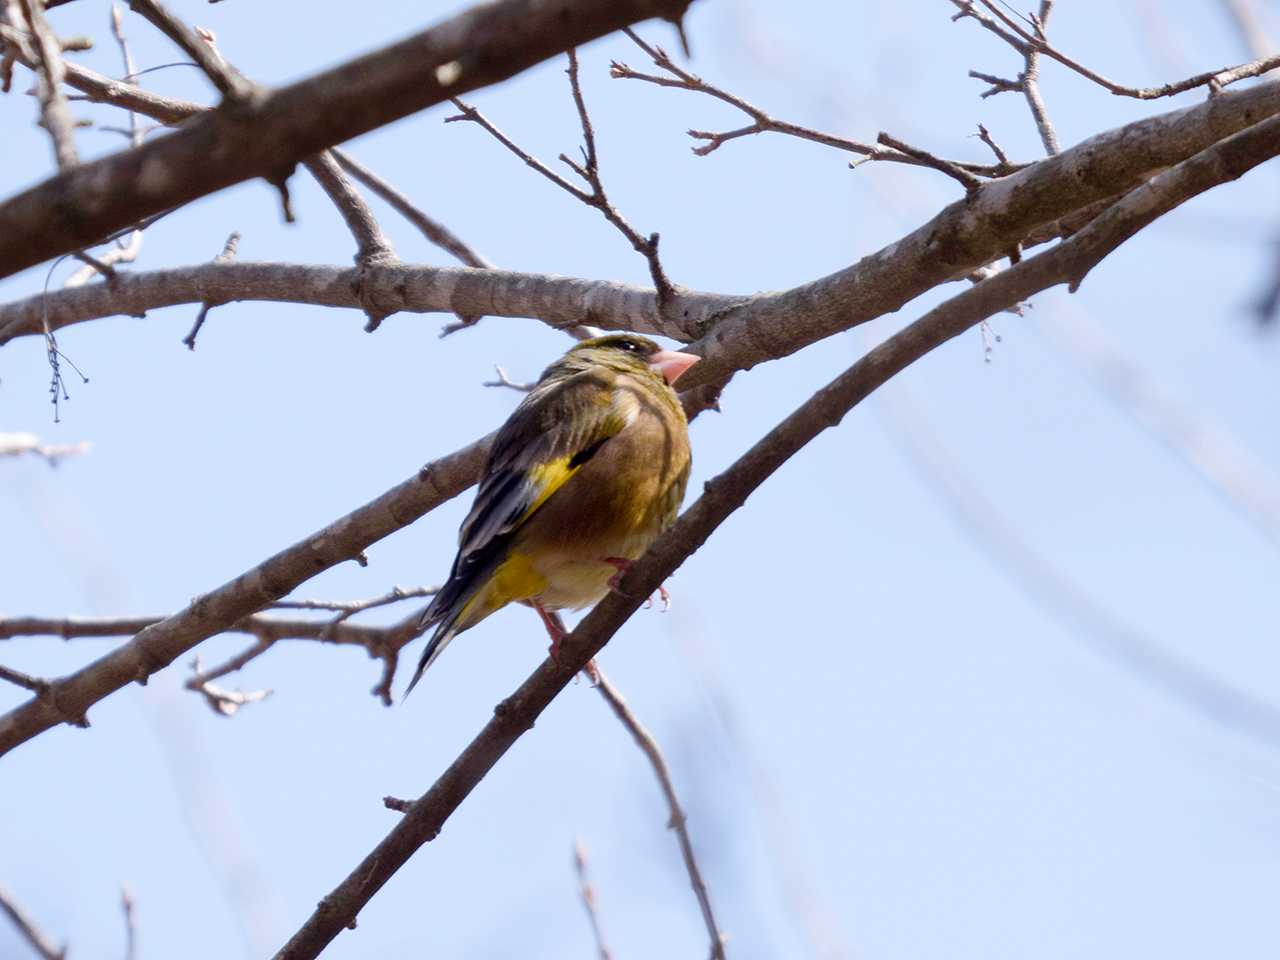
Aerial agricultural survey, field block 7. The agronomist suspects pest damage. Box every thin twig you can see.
[975,123,1012,170]
[186,654,272,717]
[0,885,65,960]
[586,662,726,959]
[573,838,614,960]
[331,149,493,269]
[182,231,239,348]
[615,28,1018,178]
[448,50,678,305]
[124,0,253,100]
[120,885,137,960]
[0,663,50,693]
[482,364,536,392]
[876,132,982,195]
[951,0,1280,99]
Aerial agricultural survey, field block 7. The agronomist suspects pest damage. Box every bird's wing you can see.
[455,367,628,569]
[407,367,631,696]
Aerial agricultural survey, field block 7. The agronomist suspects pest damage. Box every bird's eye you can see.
[616,340,639,353]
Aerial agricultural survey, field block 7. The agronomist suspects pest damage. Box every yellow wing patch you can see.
[523,457,580,518]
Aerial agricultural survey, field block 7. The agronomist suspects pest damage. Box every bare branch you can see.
[586,662,726,960]
[1021,1,1060,155]
[0,663,51,694]
[0,607,425,706]
[124,0,254,100]
[0,885,65,960]
[6,84,1280,759]
[331,149,493,269]
[186,654,272,717]
[482,365,536,392]
[0,0,701,280]
[0,431,90,464]
[0,260,738,348]
[65,230,144,287]
[572,839,614,960]
[120,886,136,960]
[876,132,982,194]
[16,0,79,169]
[615,28,1017,177]
[1219,0,1274,60]
[181,231,240,349]
[951,0,1280,100]
[448,52,677,304]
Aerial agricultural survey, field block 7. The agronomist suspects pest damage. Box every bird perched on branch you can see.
[406,333,700,694]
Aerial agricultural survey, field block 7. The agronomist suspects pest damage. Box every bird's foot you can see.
[603,557,670,610]
[603,556,633,593]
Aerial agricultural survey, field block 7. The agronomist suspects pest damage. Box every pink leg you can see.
[603,556,632,592]
[530,600,567,662]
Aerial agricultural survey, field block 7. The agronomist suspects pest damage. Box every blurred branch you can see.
[879,382,1280,749]
[950,0,1280,98]
[1220,0,1274,60]
[1040,302,1280,549]
[331,149,493,269]
[586,661,726,960]
[0,884,65,960]
[120,886,136,960]
[0,432,89,464]
[572,839,613,960]
[16,0,79,169]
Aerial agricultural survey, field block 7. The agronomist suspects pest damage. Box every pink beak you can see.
[648,349,700,386]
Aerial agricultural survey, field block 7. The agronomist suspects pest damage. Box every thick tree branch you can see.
[0,433,493,755]
[0,262,738,347]
[7,75,1278,386]
[0,0,697,279]
[265,111,1280,954]
[4,75,1280,761]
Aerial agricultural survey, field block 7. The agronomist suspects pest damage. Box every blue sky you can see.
[3,1,1280,958]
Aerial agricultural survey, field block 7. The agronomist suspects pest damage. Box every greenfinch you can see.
[406,333,699,693]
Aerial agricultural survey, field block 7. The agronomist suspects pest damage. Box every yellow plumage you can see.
[406,334,699,692]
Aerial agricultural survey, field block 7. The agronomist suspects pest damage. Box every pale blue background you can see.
[3,1,1279,958]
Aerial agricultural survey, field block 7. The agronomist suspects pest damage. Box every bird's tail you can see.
[403,574,480,698]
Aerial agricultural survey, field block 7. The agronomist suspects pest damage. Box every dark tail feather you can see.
[402,588,468,699]
[403,624,459,698]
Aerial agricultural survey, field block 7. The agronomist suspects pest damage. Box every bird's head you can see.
[568,334,700,386]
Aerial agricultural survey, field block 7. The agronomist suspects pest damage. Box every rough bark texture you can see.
[0,0,695,279]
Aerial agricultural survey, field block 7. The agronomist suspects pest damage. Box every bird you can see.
[405,333,700,695]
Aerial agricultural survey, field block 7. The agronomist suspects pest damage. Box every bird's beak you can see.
[648,349,700,385]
